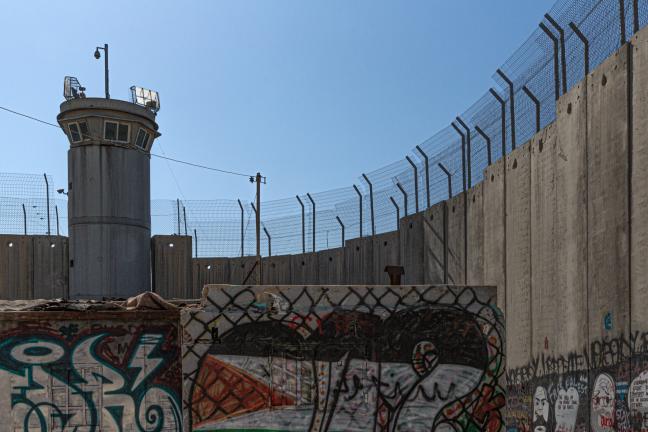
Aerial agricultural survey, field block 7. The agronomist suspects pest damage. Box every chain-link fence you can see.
[2,0,645,258]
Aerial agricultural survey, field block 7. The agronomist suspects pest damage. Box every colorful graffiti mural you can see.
[181,285,505,432]
[507,331,648,432]
[0,316,181,431]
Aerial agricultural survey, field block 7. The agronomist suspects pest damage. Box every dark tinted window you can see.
[136,128,150,149]
[79,122,89,140]
[69,123,81,142]
[117,123,129,142]
[104,122,117,140]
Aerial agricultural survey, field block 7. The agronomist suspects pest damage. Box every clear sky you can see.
[0,0,554,203]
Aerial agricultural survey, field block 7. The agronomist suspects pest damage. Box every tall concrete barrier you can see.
[0,235,32,299]
[399,213,425,284]
[33,235,68,299]
[344,236,374,284]
[290,252,319,285]
[192,258,230,298]
[229,256,259,285]
[152,235,192,298]
[483,160,506,310]
[182,284,505,431]
[505,142,532,372]
[0,305,181,430]
[262,255,292,285]
[317,247,345,284]
[372,230,400,284]
[424,201,446,284]
[466,184,484,285]
[446,192,466,285]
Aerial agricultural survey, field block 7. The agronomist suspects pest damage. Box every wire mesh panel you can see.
[0,172,59,236]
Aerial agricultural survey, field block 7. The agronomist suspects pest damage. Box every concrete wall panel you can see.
[192,258,230,298]
[505,142,532,368]
[372,231,400,284]
[33,235,68,299]
[290,253,319,285]
[466,184,484,285]
[228,257,259,285]
[423,202,446,284]
[317,248,345,284]
[0,235,32,299]
[344,237,374,284]
[399,213,424,284]
[152,235,192,299]
[262,255,292,285]
[483,160,506,311]
[447,192,466,285]
[587,47,630,344]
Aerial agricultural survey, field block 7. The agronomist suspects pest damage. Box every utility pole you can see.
[252,172,264,285]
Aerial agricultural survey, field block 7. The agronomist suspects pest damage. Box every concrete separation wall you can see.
[483,160,506,310]
[0,304,181,431]
[290,252,319,285]
[317,247,345,284]
[344,236,374,284]
[192,258,230,298]
[372,230,400,284]
[182,284,505,431]
[446,192,466,285]
[152,235,192,299]
[466,184,484,285]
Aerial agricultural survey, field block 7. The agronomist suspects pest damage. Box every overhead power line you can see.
[0,105,256,179]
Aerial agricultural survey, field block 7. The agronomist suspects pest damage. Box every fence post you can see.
[389,196,400,230]
[44,174,51,236]
[545,14,568,95]
[540,22,560,102]
[176,199,181,235]
[489,88,506,158]
[296,195,306,253]
[634,0,640,34]
[415,145,430,209]
[438,163,452,199]
[522,86,541,133]
[22,203,27,235]
[336,216,345,246]
[569,22,590,76]
[475,126,492,166]
[183,206,188,236]
[194,229,198,258]
[307,193,316,252]
[263,226,271,256]
[361,174,375,236]
[455,117,472,188]
[451,122,467,192]
[496,69,516,149]
[396,182,408,216]
[619,0,627,45]
[405,156,419,213]
[237,199,244,257]
[353,184,363,238]
[55,205,60,236]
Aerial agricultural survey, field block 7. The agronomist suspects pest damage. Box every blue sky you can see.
[0,0,554,202]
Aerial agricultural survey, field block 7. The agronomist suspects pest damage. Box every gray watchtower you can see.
[57,80,160,299]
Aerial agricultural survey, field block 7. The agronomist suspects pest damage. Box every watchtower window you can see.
[104,121,130,143]
[68,121,89,143]
[135,128,150,150]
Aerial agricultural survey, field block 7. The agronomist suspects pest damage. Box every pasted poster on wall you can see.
[0,315,182,431]
[182,285,505,432]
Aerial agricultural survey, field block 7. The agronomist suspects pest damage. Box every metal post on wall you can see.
[475,126,492,166]
[455,117,472,188]
[522,86,541,133]
[44,174,51,236]
[336,216,345,246]
[415,145,431,209]
[55,205,60,236]
[194,229,198,258]
[619,0,627,45]
[22,203,27,235]
[237,199,245,257]
[183,206,188,236]
[307,193,316,252]
[353,184,363,238]
[438,163,452,199]
[389,196,400,230]
[296,195,306,253]
[634,0,640,34]
[496,69,516,149]
[405,156,419,213]
[569,22,590,76]
[489,88,506,158]
[396,182,408,216]
[263,226,271,256]
[176,199,181,235]
[361,174,375,236]
[451,122,467,192]
[545,14,568,95]
[540,22,561,102]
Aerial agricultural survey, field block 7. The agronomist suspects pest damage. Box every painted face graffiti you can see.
[0,324,181,432]
[532,386,550,432]
[591,373,616,432]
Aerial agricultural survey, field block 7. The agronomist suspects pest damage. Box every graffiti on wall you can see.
[182,285,505,432]
[507,331,648,432]
[0,319,181,431]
